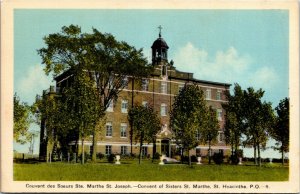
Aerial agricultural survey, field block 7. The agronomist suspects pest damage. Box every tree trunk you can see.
[208,141,212,164]
[254,143,257,165]
[75,139,79,163]
[91,129,97,162]
[231,143,234,164]
[181,148,184,164]
[139,134,143,165]
[130,125,133,155]
[81,138,85,164]
[257,143,261,167]
[281,146,284,166]
[188,150,191,166]
[152,138,156,163]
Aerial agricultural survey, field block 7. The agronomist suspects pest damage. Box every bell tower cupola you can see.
[151,25,169,65]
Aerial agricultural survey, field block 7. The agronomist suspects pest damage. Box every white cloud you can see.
[15,64,54,104]
[250,66,278,90]
[172,42,278,91]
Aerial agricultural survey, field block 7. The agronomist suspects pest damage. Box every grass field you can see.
[14,159,288,181]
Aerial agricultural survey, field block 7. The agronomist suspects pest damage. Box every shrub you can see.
[224,156,230,164]
[243,157,255,162]
[96,152,104,160]
[107,154,115,163]
[181,155,189,163]
[236,149,243,158]
[173,155,181,161]
[153,152,160,160]
[230,154,239,165]
[180,155,198,163]
[121,154,139,160]
[78,152,90,163]
[191,155,198,162]
[213,153,224,165]
[66,151,74,162]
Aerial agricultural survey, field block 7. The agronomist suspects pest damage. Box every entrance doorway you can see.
[161,139,170,157]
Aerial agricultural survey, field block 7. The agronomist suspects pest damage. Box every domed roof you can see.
[151,37,169,49]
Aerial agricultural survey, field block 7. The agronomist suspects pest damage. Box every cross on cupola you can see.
[158,25,162,38]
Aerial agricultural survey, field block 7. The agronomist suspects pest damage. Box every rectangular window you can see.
[107,100,113,112]
[142,147,148,156]
[142,79,149,91]
[216,90,222,100]
[206,89,211,100]
[121,146,127,155]
[121,100,128,113]
[161,103,167,116]
[161,82,167,94]
[218,131,224,142]
[142,101,148,107]
[120,123,127,138]
[217,109,222,121]
[106,122,113,137]
[178,84,184,94]
[105,145,112,155]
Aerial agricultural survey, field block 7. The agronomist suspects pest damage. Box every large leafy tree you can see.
[170,84,208,166]
[128,105,161,164]
[35,72,103,163]
[223,84,275,166]
[222,84,244,162]
[14,93,33,144]
[199,106,219,164]
[34,88,71,161]
[61,72,103,164]
[271,97,289,165]
[38,25,152,161]
[241,87,274,166]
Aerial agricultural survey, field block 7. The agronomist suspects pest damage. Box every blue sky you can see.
[14,9,289,157]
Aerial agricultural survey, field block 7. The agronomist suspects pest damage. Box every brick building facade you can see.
[39,31,231,160]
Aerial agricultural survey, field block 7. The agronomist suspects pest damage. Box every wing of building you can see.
[39,30,231,161]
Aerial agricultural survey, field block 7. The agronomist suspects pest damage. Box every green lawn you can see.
[14,159,288,181]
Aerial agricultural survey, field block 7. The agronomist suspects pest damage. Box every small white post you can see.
[115,155,121,164]
[68,152,70,163]
[238,157,242,165]
[159,155,165,165]
[197,156,202,165]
